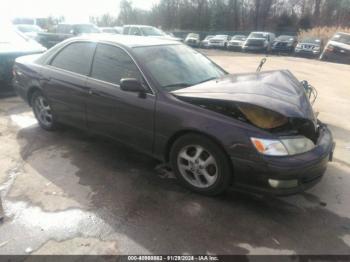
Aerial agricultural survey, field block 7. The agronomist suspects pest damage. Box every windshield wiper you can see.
[163,83,192,90]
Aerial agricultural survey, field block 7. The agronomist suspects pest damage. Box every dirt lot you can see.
[0,50,350,255]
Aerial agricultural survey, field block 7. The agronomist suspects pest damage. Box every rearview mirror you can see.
[120,78,146,93]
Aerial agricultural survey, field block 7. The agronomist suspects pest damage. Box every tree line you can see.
[90,0,350,33]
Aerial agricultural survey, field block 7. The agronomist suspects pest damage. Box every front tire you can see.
[170,134,232,196]
[31,91,58,131]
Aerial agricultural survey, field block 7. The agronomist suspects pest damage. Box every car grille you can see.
[275,42,288,47]
[246,39,264,47]
[230,42,240,46]
[300,44,317,50]
[210,40,223,44]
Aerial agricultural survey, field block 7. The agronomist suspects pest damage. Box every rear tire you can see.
[31,91,58,131]
[170,134,232,196]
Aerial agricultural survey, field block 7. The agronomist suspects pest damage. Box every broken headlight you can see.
[251,137,315,156]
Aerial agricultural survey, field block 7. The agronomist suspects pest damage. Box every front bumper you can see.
[243,46,267,52]
[186,40,200,47]
[209,42,225,48]
[321,51,350,64]
[228,44,243,50]
[230,125,335,196]
[295,49,320,57]
[272,46,294,52]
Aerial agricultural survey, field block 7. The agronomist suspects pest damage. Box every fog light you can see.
[268,179,298,189]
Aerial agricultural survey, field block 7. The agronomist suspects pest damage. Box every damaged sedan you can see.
[13,35,335,196]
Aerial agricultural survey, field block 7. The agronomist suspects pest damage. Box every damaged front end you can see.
[176,97,319,143]
[172,70,321,155]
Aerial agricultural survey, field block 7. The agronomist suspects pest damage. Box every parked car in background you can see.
[320,32,350,64]
[243,32,275,53]
[200,35,214,48]
[122,25,182,41]
[15,24,44,40]
[208,35,231,49]
[114,27,123,34]
[271,35,297,54]
[227,35,246,51]
[0,27,46,95]
[294,37,323,58]
[35,23,101,48]
[99,27,120,34]
[185,33,200,47]
[13,35,335,196]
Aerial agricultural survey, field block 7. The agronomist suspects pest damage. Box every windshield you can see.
[232,35,246,40]
[133,45,226,91]
[277,35,295,41]
[17,25,42,33]
[301,38,321,44]
[187,33,199,39]
[140,27,165,36]
[249,33,268,39]
[214,35,227,39]
[332,33,350,45]
[204,36,214,40]
[75,25,100,34]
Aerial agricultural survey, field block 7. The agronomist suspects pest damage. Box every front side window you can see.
[51,42,96,75]
[133,44,226,91]
[91,44,141,85]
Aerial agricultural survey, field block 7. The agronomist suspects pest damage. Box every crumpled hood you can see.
[172,70,316,123]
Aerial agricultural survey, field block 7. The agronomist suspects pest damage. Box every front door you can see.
[85,43,156,154]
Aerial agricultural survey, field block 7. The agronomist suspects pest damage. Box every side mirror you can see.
[120,78,146,93]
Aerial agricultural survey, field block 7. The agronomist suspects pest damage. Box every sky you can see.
[1,0,159,23]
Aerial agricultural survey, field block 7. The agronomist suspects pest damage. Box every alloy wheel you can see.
[33,95,53,127]
[177,145,218,188]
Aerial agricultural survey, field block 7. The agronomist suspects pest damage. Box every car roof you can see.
[250,31,272,34]
[58,23,95,26]
[123,25,154,28]
[72,34,180,48]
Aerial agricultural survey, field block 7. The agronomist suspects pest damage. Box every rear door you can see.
[85,43,156,154]
[42,41,96,127]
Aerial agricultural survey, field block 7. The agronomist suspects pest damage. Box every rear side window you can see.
[51,42,96,75]
[91,44,141,85]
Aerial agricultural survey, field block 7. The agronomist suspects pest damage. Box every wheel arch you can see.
[164,129,234,172]
[27,86,42,106]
